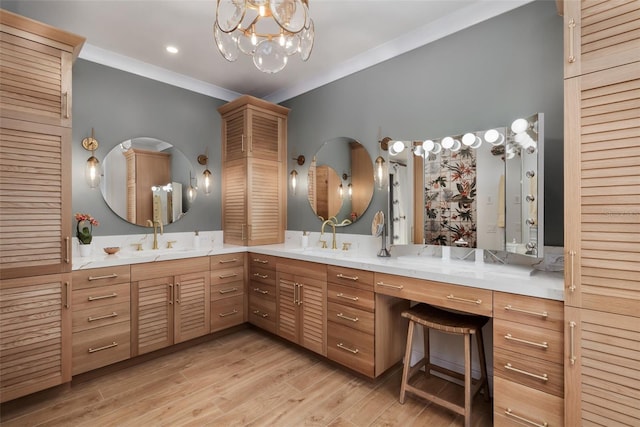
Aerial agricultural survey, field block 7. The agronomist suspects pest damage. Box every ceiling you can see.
[3,0,533,103]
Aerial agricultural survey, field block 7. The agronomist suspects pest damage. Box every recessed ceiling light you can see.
[166,45,179,54]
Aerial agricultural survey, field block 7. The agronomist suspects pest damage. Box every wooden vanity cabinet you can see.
[493,292,564,427]
[131,258,210,356]
[0,10,84,280]
[71,266,131,375]
[276,259,327,356]
[219,95,289,246]
[210,253,246,333]
[563,1,640,424]
[247,253,278,333]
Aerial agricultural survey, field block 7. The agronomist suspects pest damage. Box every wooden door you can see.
[0,118,71,279]
[565,306,640,425]
[564,61,640,311]
[0,273,71,403]
[221,109,246,162]
[277,272,298,344]
[135,276,173,355]
[174,271,210,343]
[298,276,326,356]
[222,158,247,245]
[564,0,640,79]
[247,157,283,245]
[247,108,282,162]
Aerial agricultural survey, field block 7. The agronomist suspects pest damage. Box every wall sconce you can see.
[375,137,390,190]
[197,154,212,195]
[290,154,305,195]
[82,128,102,189]
[187,171,197,203]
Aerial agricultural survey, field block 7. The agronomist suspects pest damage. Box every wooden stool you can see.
[399,303,490,427]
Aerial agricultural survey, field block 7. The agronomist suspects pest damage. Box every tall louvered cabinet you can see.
[563,1,640,425]
[0,10,83,403]
[219,95,289,246]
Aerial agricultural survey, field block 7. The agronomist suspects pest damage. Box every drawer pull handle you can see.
[505,333,548,349]
[505,408,548,427]
[252,309,269,318]
[336,293,358,301]
[219,309,239,317]
[337,313,359,322]
[218,258,238,264]
[504,305,548,318]
[447,294,481,305]
[336,273,359,281]
[568,250,576,292]
[64,282,70,309]
[88,293,117,301]
[218,273,238,279]
[567,18,576,64]
[376,281,403,290]
[337,343,359,354]
[219,287,238,294]
[253,273,268,279]
[569,321,577,365]
[88,312,118,322]
[88,273,118,281]
[64,237,70,264]
[63,92,70,118]
[88,342,118,353]
[504,363,548,382]
[253,258,269,264]
[253,287,269,295]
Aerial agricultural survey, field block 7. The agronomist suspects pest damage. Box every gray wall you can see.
[72,60,226,236]
[283,0,564,246]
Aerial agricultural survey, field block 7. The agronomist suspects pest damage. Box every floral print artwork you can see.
[424,146,477,247]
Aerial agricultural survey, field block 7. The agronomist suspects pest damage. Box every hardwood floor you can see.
[0,328,493,426]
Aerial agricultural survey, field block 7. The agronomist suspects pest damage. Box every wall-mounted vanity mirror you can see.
[100,137,197,227]
[307,137,374,226]
[387,113,544,257]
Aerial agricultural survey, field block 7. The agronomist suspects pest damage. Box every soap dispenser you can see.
[193,231,200,249]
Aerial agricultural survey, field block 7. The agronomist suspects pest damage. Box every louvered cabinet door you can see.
[564,61,640,312]
[0,118,71,279]
[222,159,247,245]
[174,271,210,343]
[135,277,174,356]
[222,109,246,162]
[299,276,327,356]
[0,273,71,403]
[564,0,640,79]
[247,109,282,162]
[277,273,298,343]
[247,158,284,245]
[565,306,640,426]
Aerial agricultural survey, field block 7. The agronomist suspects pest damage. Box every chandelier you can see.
[214,0,315,73]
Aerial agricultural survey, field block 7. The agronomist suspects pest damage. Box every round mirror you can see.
[307,137,374,226]
[100,137,197,227]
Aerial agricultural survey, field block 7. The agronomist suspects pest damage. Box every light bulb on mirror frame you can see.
[441,136,454,150]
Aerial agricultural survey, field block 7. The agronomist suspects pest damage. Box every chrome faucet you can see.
[146,219,163,250]
[320,219,337,250]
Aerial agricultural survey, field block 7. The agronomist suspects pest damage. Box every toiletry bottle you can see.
[301,231,309,249]
[194,231,200,249]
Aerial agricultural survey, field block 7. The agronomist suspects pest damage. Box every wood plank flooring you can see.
[0,328,492,426]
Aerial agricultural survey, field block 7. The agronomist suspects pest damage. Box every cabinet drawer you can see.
[327,265,373,291]
[494,292,563,332]
[73,282,130,310]
[375,273,492,317]
[248,297,276,333]
[494,347,563,398]
[494,318,563,364]
[72,300,130,333]
[327,283,374,312]
[250,266,276,286]
[249,253,278,270]
[211,266,244,286]
[211,294,244,332]
[72,266,130,290]
[494,376,563,427]
[211,281,244,301]
[327,321,374,378]
[72,322,131,375]
[328,302,374,334]
[210,253,244,270]
[249,281,276,301]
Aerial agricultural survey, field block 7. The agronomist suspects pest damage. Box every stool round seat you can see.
[399,303,490,427]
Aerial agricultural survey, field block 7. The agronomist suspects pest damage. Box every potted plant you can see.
[75,212,99,257]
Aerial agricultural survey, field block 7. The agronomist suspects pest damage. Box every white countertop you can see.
[74,242,564,302]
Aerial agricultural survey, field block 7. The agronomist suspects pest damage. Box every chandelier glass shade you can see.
[214,0,315,73]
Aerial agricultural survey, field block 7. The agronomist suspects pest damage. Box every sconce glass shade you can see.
[338,183,344,199]
[202,169,212,195]
[374,155,387,190]
[290,169,298,194]
[187,185,197,203]
[85,156,101,189]
[347,183,352,198]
